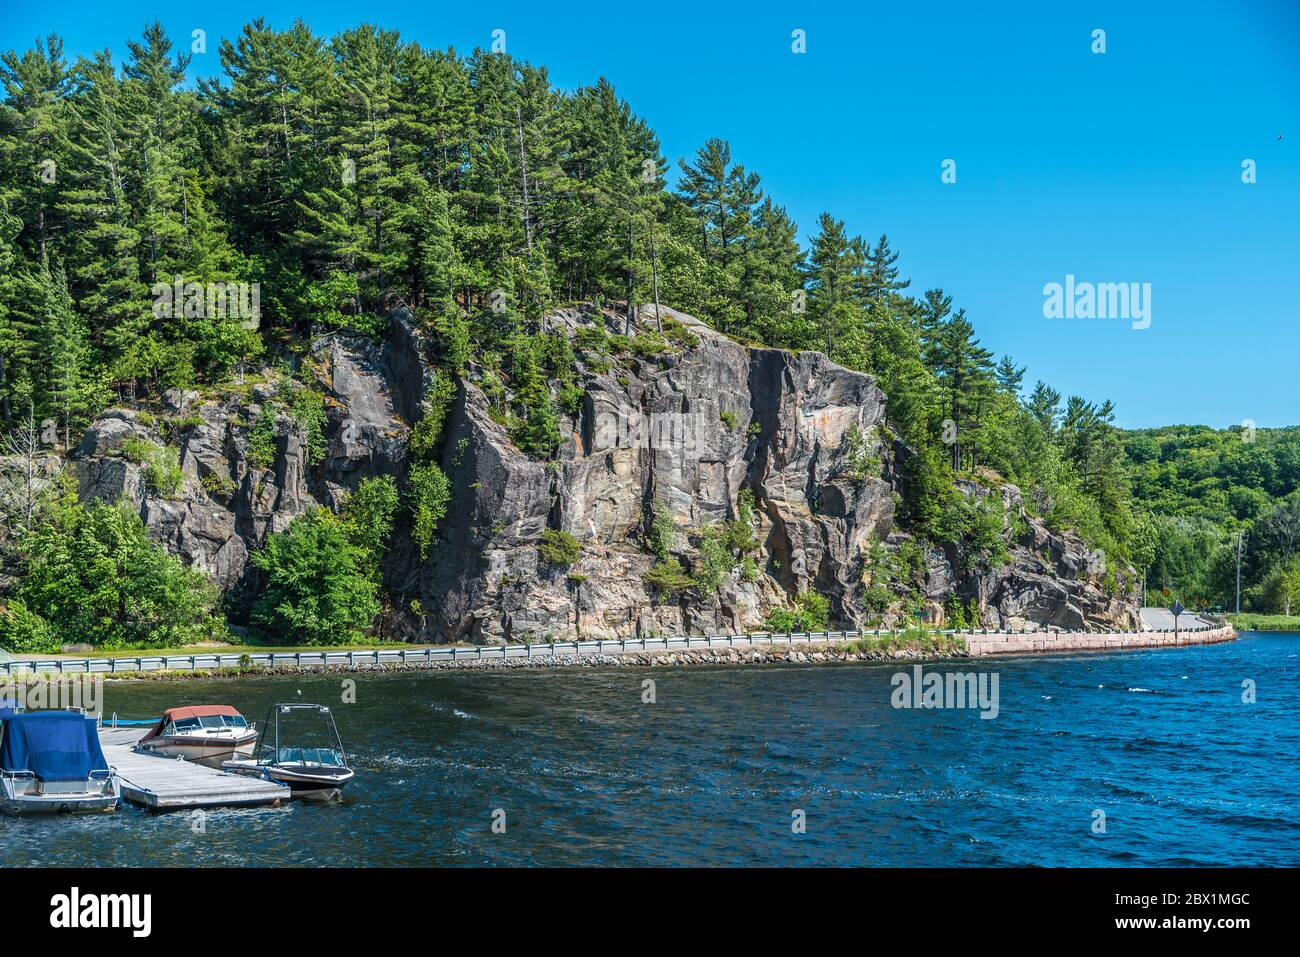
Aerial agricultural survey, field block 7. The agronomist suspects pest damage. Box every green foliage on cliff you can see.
[538,528,581,566]
[644,557,693,595]
[121,436,184,498]
[408,463,451,560]
[0,491,220,651]
[251,508,380,645]
[765,592,830,633]
[341,476,399,575]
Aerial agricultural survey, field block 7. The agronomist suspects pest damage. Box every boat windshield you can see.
[267,747,346,767]
[172,714,247,732]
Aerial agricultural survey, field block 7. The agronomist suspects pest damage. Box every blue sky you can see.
[3,0,1297,428]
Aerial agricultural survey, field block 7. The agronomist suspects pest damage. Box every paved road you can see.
[1140,607,1214,631]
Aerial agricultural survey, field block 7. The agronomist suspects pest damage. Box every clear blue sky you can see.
[3,0,1297,428]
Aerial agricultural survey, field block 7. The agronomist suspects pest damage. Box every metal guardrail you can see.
[0,622,1224,675]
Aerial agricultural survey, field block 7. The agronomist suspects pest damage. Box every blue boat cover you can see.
[0,711,108,781]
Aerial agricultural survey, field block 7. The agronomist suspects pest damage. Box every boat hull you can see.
[137,732,258,768]
[0,775,120,816]
[222,761,354,800]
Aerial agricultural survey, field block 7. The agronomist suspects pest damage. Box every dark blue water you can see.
[4,631,1297,866]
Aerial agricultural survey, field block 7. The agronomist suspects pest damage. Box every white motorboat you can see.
[136,705,258,768]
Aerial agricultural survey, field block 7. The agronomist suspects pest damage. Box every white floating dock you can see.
[98,727,288,810]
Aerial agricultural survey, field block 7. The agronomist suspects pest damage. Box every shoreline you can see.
[0,627,1239,684]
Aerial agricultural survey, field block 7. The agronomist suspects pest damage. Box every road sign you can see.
[1170,601,1185,619]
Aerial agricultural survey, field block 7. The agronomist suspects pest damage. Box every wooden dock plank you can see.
[98,728,287,810]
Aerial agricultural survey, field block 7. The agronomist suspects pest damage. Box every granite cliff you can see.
[67,305,1140,642]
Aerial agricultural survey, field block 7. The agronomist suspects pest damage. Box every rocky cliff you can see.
[67,305,1140,642]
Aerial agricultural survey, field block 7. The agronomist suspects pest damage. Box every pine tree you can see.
[803,213,864,355]
[58,51,151,375]
[863,233,910,304]
[675,138,763,332]
[995,355,1026,395]
[37,261,102,448]
[0,35,71,264]
[1026,381,1061,436]
[931,310,994,472]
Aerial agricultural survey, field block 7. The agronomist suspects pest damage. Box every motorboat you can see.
[223,703,354,800]
[136,704,258,768]
[0,710,120,815]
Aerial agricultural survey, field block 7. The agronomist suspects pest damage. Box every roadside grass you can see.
[835,626,968,658]
[1226,613,1300,632]
[11,640,436,660]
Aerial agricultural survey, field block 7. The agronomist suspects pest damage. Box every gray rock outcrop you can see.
[62,304,1139,641]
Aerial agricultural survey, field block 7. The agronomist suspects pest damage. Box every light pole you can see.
[1235,531,1247,617]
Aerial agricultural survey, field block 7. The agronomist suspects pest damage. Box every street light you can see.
[1235,532,1247,617]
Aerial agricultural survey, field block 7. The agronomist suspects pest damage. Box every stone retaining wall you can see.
[965,625,1236,657]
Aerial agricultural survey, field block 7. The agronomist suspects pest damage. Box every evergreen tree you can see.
[995,355,1026,395]
[36,261,103,448]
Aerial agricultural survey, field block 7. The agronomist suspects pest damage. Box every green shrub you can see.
[409,374,458,460]
[649,501,676,560]
[628,332,670,357]
[1,495,218,650]
[252,509,379,645]
[341,475,399,574]
[121,437,184,498]
[644,557,693,594]
[841,424,881,479]
[408,462,451,559]
[765,591,830,633]
[248,407,279,470]
[693,528,733,592]
[0,598,60,654]
[573,325,610,355]
[200,471,236,499]
[660,317,700,348]
[538,528,581,566]
[287,385,328,465]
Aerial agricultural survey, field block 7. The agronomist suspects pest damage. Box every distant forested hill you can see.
[1122,425,1300,611]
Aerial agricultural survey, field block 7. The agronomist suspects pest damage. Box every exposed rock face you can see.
[64,305,1139,642]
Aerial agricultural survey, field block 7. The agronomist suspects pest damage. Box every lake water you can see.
[4,631,1297,867]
